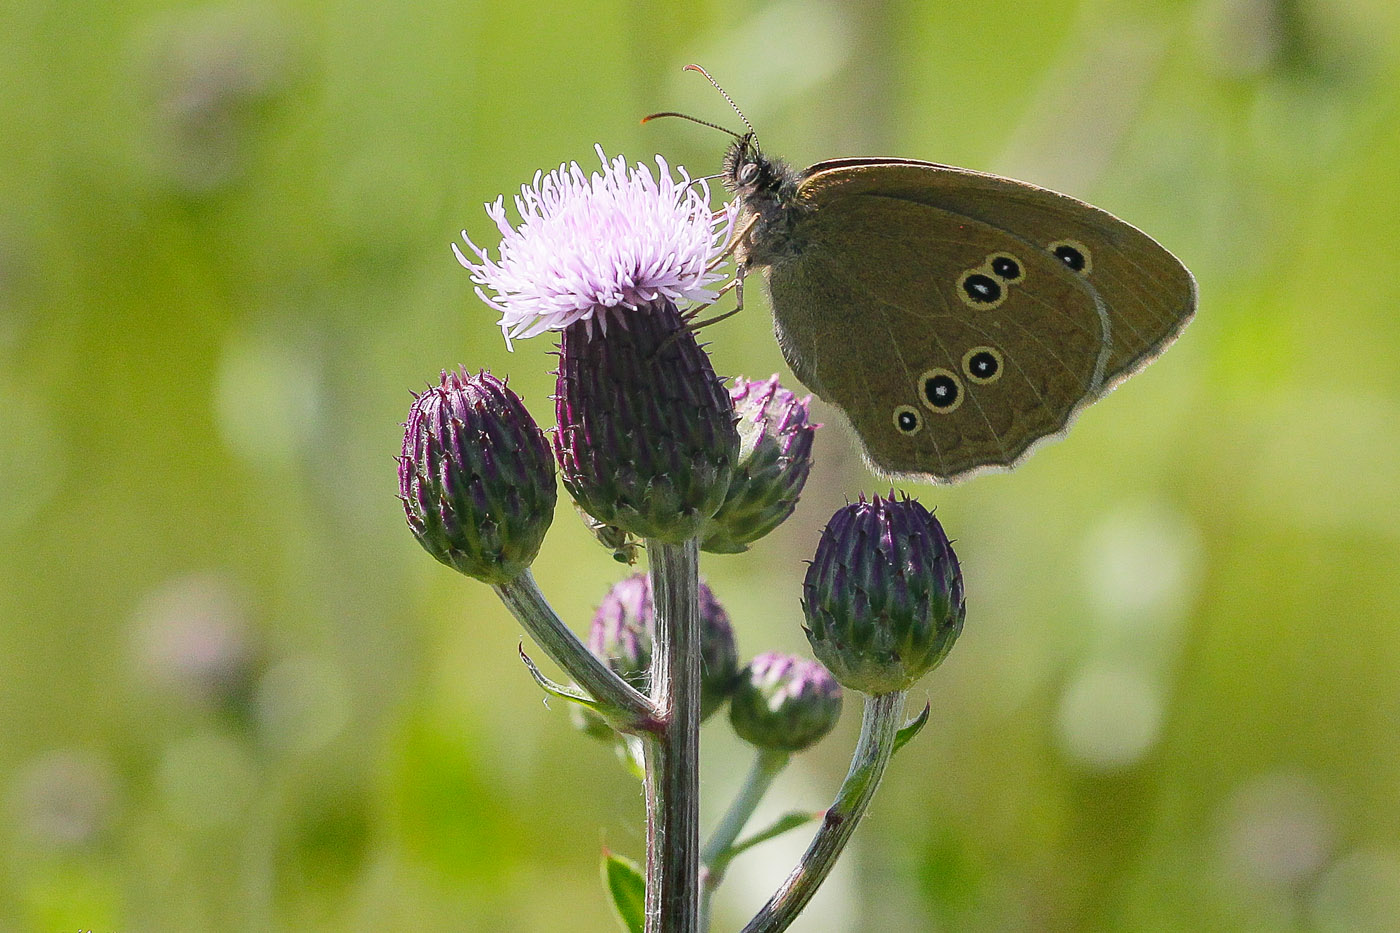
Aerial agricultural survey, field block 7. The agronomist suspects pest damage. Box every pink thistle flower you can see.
[453,145,737,347]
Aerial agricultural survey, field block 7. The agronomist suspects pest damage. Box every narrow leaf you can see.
[727,810,822,859]
[601,849,645,933]
[518,643,603,711]
[892,701,931,755]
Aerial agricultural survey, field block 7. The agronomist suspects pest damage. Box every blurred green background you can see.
[4,0,1400,930]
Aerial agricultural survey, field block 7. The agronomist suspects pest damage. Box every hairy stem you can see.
[739,691,907,933]
[643,538,702,933]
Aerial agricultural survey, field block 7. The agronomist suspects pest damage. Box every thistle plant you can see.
[401,146,967,932]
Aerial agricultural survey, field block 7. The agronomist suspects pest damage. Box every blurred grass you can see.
[3,0,1400,930]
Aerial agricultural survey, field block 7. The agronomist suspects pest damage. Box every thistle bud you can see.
[729,653,843,753]
[555,300,739,543]
[399,368,556,584]
[584,572,740,721]
[695,582,742,714]
[702,375,818,554]
[586,574,652,693]
[802,494,965,695]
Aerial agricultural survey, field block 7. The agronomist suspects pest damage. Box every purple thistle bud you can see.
[729,653,843,753]
[702,374,818,554]
[802,494,965,695]
[399,368,556,584]
[555,300,739,543]
[696,582,742,715]
[586,574,653,692]
[586,572,740,721]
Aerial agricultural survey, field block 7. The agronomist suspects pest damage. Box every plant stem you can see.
[494,570,658,730]
[642,538,703,933]
[699,748,790,931]
[739,691,907,933]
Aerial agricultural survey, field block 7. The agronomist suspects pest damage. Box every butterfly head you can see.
[722,133,800,216]
[643,66,802,242]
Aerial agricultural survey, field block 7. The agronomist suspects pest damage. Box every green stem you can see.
[494,570,658,731]
[738,691,907,933]
[699,748,790,931]
[642,538,703,933]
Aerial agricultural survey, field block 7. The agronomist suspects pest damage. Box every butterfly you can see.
[655,66,1196,484]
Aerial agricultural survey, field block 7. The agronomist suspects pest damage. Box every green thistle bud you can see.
[702,375,818,554]
[584,572,740,722]
[802,494,965,695]
[554,301,739,543]
[729,653,843,753]
[399,368,557,584]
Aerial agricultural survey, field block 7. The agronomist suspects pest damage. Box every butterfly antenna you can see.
[682,64,756,137]
[640,110,745,142]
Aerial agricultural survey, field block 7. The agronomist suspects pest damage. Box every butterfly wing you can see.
[797,159,1197,385]
[764,191,1111,482]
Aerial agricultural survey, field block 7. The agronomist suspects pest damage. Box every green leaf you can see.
[517,643,604,711]
[892,701,931,755]
[601,849,645,933]
[727,810,822,859]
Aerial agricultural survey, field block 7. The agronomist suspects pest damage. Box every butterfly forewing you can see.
[796,160,1197,387]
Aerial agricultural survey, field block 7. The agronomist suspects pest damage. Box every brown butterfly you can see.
[655,66,1196,484]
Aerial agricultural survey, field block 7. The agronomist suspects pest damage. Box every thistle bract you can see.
[729,653,842,753]
[802,494,965,695]
[702,374,817,554]
[399,368,556,584]
[585,572,739,721]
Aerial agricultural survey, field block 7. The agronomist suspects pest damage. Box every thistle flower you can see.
[454,146,741,543]
[729,653,843,753]
[702,375,818,554]
[453,146,736,346]
[399,368,556,584]
[802,494,965,695]
[584,573,739,722]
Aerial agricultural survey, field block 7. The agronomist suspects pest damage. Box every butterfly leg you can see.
[681,272,743,322]
[707,212,758,272]
[685,274,745,332]
[650,271,745,360]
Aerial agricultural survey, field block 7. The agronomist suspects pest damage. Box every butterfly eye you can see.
[1049,239,1092,274]
[892,405,923,435]
[738,162,760,186]
[919,368,964,414]
[956,270,1005,309]
[962,346,1004,384]
[987,253,1025,284]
